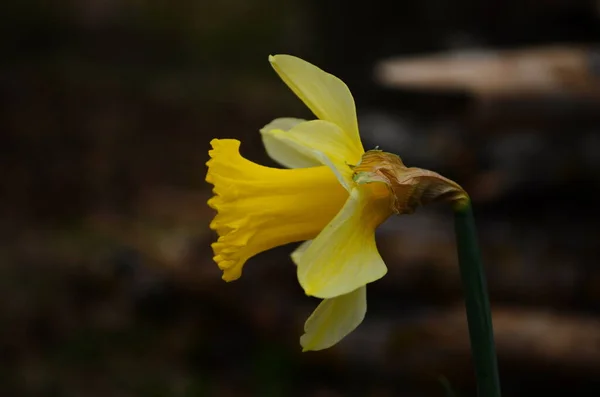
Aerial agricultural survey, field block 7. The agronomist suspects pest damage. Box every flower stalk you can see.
[453,200,501,397]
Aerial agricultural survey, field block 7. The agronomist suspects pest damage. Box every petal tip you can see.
[299,335,320,352]
[300,342,316,353]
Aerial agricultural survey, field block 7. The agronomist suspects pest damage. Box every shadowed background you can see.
[2,0,600,396]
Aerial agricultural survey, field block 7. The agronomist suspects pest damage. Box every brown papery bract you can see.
[352,150,469,214]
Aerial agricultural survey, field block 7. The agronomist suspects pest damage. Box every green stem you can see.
[453,201,501,397]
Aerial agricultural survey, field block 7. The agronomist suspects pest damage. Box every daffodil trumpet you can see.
[205,53,498,394]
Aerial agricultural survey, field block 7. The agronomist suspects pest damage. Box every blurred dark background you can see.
[2,0,600,396]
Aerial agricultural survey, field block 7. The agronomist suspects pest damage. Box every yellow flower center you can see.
[206,139,348,281]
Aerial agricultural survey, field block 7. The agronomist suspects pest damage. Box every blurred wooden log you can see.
[301,306,600,395]
[386,306,600,379]
[375,46,600,130]
[376,45,600,99]
[374,215,600,310]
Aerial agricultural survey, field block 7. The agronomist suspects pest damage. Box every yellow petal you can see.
[268,54,364,153]
[297,182,393,298]
[206,139,348,281]
[291,240,312,265]
[262,119,363,190]
[300,286,367,351]
[260,117,319,169]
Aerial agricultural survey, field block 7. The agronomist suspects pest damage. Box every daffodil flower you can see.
[206,55,467,351]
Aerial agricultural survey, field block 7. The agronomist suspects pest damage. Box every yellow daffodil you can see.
[206,54,467,351]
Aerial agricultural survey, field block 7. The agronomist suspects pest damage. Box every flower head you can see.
[206,54,467,351]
